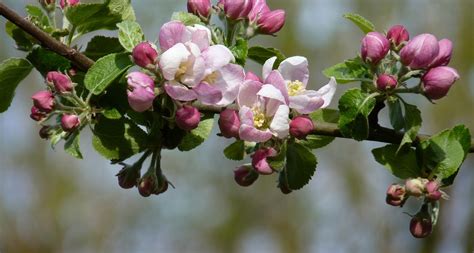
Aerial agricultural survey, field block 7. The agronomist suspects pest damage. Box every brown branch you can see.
[1,3,473,153]
[0,3,94,71]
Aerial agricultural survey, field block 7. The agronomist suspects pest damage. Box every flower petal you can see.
[269,104,290,139]
[194,82,223,105]
[212,64,244,106]
[313,77,337,108]
[187,24,212,51]
[164,81,197,101]
[202,45,235,74]
[238,80,263,108]
[239,106,273,142]
[159,21,191,51]
[159,43,191,81]
[262,56,277,80]
[264,70,289,104]
[257,84,286,103]
[289,94,324,114]
[278,56,309,85]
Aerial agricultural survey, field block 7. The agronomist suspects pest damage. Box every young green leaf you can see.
[178,114,215,151]
[338,89,377,141]
[398,103,422,151]
[64,132,83,159]
[387,98,404,131]
[26,5,51,30]
[223,140,245,161]
[285,142,317,190]
[323,57,370,84]
[0,58,33,113]
[102,107,123,119]
[171,12,203,26]
[247,46,286,66]
[343,13,375,34]
[117,21,145,52]
[26,46,71,76]
[92,117,148,161]
[372,144,421,179]
[84,36,124,61]
[5,21,35,51]
[230,38,248,66]
[267,141,287,171]
[84,53,133,95]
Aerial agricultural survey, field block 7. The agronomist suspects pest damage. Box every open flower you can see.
[262,56,337,114]
[159,21,244,106]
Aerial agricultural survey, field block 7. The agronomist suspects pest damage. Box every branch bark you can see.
[1,3,473,153]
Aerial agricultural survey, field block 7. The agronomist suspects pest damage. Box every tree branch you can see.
[0,3,94,71]
[1,3,473,153]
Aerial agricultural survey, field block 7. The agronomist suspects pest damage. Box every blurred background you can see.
[1,0,473,252]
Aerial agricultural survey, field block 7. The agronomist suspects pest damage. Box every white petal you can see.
[278,56,309,85]
[269,105,290,139]
[262,56,277,80]
[257,84,286,104]
[159,43,191,81]
[314,77,337,108]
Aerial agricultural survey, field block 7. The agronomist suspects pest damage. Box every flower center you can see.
[203,71,219,84]
[288,80,305,96]
[176,63,188,78]
[252,107,268,129]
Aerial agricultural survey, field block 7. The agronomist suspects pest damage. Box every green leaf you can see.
[26,5,51,30]
[419,125,471,182]
[267,142,287,171]
[117,21,145,52]
[5,21,35,51]
[0,58,33,113]
[64,132,83,159]
[284,142,317,190]
[84,36,124,61]
[26,46,71,76]
[343,13,375,34]
[178,114,215,151]
[171,12,203,26]
[223,140,245,161]
[84,53,133,95]
[387,98,404,131]
[372,144,421,179]
[248,46,286,66]
[92,117,148,160]
[398,103,422,150]
[65,0,136,35]
[323,57,370,84]
[230,38,248,66]
[338,89,377,141]
[102,107,122,119]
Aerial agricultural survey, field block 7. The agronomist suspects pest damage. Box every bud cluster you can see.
[360,25,459,99]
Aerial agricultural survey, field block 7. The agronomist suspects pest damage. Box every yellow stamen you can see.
[203,71,219,84]
[288,80,305,96]
[176,63,188,78]
[252,107,267,129]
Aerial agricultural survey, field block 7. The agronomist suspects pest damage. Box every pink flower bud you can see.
[31,90,54,112]
[30,106,46,121]
[126,72,156,112]
[257,9,286,35]
[223,0,253,20]
[60,0,79,9]
[132,42,159,69]
[116,164,141,189]
[376,74,398,90]
[245,71,262,82]
[405,178,427,197]
[385,184,406,206]
[400,33,439,69]
[218,109,240,138]
[422,66,459,100]
[39,126,51,139]
[425,180,442,201]
[251,148,277,175]
[409,206,433,238]
[61,114,80,131]
[386,24,409,46]
[187,0,212,18]
[234,165,259,187]
[137,172,158,197]
[248,0,270,22]
[361,32,390,64]
[175,106,201,131]
[430,39,453,67]
[46,71,73,93]
[153,174,169,195]
[289,115,314,139]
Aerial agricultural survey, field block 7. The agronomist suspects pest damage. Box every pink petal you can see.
[313,77,337,108]
[212,64,245,106]
[187,24,212,51]
[289,94,324,114]
[238,80,263,108]
[264,70,289,104]
[202,45,235,74]
[159,21,191,51]
[257,84,286,103]
[262,56,277,80]
[278,56,309,86]
[164,81,197,101]
[194,82,223,105]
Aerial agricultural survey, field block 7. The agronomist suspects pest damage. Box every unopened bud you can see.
[126,72,156,112]
[386,24,409,47]
[31,90,54,113]
[234,165,259,187]
[289,115,314,139]
[116,164,141,189]
[218,109,240,138]
[385,184,406,206]
[222,0,253,20]
[251,148,277,175]
[46,71,73,93]
[425,180,442,201]
[132,42,159,69]
[376,74,398,90]
[405,178,427,197]
[187,0,212,18]
[361,32,390,64]
[30,106,46,121]
[409,205,433,238]
[400,33,439,69]
[175,105,201,131]
[248,0,270,22]
[61,114,80,131]
[257,9,286,35]
[60,0,79,9]
[39,126,52,139]
[137,171,158,197]
[422,66,459,100]
[430,39,453,67]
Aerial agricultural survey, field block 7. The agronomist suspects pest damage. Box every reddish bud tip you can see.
[175,105,201,131]
[132,42,159,69]
[223,0,253,20]
[31,90,54,113]
[251,148,277,175]
[422,66,459,100]
[400,33,439,69]
[386,24,409,46]
[257,9,286,35]
[289,115,314,139]
[60,0,79,9]
[385,184,406,206]
[187,0,212,18]
[46,71,73,93]
[361,32,390,64]
[218,109,240,138]
[234,165,259,187]
[376,74,398,90]
[61,114,80,132]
